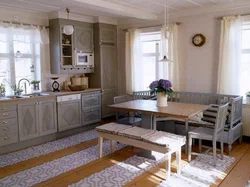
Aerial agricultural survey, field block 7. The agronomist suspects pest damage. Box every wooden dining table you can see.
[109,99,210,154]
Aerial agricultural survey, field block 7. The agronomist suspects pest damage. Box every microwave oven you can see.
[75,51,94,67]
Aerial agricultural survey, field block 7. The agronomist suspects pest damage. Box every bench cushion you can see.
[118,126,155,140]
[142,131,186,148]
[96,123,132,135]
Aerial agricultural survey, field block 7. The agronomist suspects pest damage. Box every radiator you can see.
[243,105,250,136]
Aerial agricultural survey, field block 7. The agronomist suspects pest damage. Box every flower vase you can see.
[157,92,168,107]
[246,97,250,104]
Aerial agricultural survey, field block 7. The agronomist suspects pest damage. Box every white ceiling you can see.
[0,0,249,21]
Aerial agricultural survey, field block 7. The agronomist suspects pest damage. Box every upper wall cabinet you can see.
[74,27,94,52]
[100,28,116,44]
[49,18,94,74]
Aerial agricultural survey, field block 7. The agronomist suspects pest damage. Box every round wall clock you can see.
[192,34,206,47]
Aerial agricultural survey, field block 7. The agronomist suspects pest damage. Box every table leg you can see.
[110,140,115,153]
[137,113,157,160]
[185,119,189,154]
[99,136,103,158]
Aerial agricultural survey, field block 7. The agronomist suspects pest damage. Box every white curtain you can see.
[160,24,181,91]
[217,16,242,95]
[125,29,142,95]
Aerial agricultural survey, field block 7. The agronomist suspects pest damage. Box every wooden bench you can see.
[96,123,186,180]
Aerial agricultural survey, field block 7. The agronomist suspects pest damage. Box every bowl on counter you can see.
[68,85,87,91]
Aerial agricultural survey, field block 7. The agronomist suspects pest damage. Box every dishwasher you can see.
[57,94,81,132]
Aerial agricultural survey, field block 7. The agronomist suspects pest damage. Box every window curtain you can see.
[160,23,181,91]
[125,29,142,95]
[217,16,242,95]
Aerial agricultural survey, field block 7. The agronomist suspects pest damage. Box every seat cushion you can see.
[189,127,214,140]
[118,126,155,140]
[96,123,132,135]
[143,131,186,148]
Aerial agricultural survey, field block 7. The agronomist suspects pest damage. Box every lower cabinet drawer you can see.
[0,124,18,136]
[0,111,17,120]
[0,134,18,147]
[0,118,17,127]
[82,108,101,126]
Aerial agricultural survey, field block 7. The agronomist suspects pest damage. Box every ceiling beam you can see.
[70,0,158,20]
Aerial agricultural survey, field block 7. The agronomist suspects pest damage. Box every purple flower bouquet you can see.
[149,79,174,96]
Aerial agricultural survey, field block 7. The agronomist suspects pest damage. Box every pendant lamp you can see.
[158,0,173,62]
[63,8,74,35]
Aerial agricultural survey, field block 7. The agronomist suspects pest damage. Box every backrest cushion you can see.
[202,105,219,124]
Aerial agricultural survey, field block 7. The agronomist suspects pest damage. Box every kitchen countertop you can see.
[0,88,101,103]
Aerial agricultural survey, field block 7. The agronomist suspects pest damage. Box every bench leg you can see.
[185,120,189,154]
[99,136,103,158]
[165,153,171,181]
[111,140,115,153]
[176,147,181,174]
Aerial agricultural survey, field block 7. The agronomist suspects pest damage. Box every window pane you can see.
[0,58,11,94]
[242,30,250,49]
[14,42,32,54]
[240,53,250,96]
[15,58,34,93]
[141,42,157,53]
[140,32,161,42]
[142,56,156,90]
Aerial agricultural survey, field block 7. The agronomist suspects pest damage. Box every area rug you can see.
[158,154,235,187]
[69,152,166,187]
[0,141,125,187]
[69,153,235,187]
[0,129,97,167]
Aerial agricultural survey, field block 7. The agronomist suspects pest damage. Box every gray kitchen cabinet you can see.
[81,92,101,110]
[57,100,81,132]
[0,103,18,146]
[74,27,94,52]
[81,91,101,126]
[39,100,57,136]
[18,99,57,141]
[101,45,117,91]
[100,27,116,44]
[89,23,118,118]
[82,108,101,126]
[49,18,94,74]
[101,91,118,118]
[18,101,39,141]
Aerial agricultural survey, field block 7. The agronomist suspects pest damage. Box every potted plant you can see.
[149,79,174,107]
[246,91,250,103]
[31,80,40,91]
[10,84,23,95]
[0,83,6,97]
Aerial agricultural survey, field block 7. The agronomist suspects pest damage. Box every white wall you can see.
[117,7,250,94]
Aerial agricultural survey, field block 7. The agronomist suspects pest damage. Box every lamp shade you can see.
[63,25,74,35]
[158,55,173,62]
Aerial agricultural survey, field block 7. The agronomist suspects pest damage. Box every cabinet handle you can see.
[4,137,8,140]
[2,113,8,116]
[2,120,7,124]
[3,127,8,131]
[2,106,7,110]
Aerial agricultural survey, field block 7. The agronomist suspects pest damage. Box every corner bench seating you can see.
[133,91,243,153]
[96,122,186,180]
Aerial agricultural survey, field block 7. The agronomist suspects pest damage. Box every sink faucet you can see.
[17,78,30,95]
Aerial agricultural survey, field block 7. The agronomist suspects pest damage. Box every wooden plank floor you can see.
[1,136,250,187]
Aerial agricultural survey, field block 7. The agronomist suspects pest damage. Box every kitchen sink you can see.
[24,93,50,97]
[5,95,27,99]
